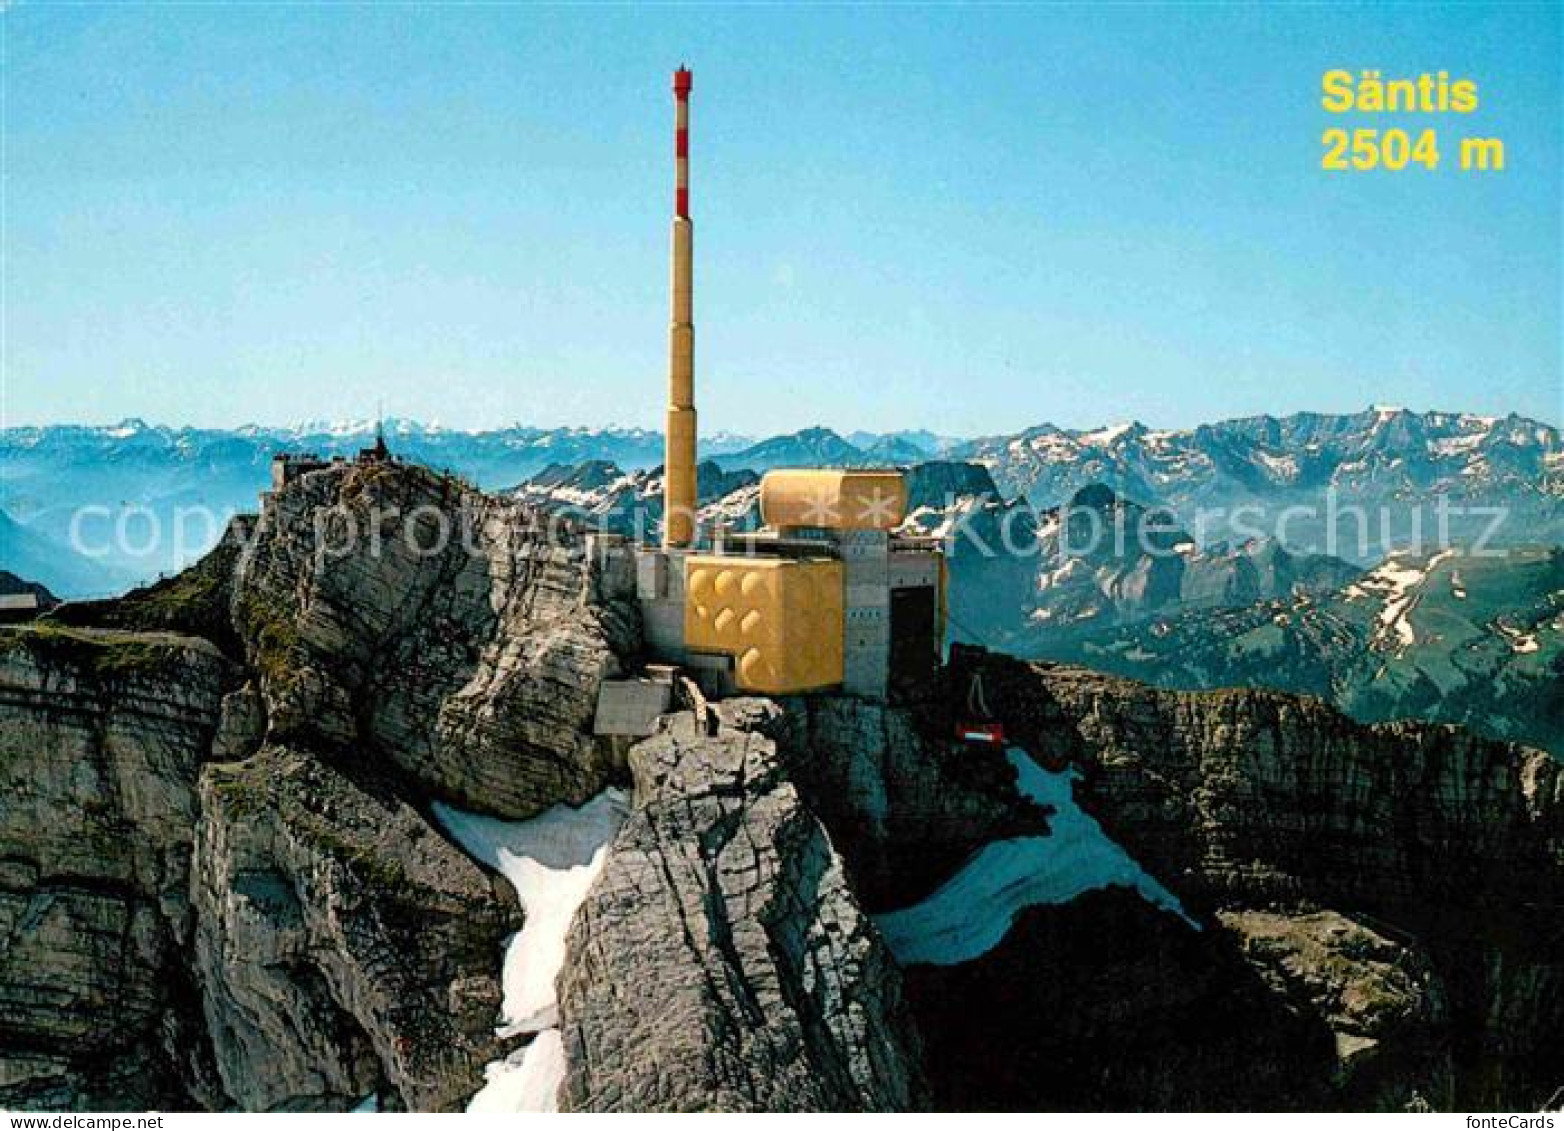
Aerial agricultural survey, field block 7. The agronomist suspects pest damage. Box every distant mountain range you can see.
[4,409,1558,760]
[2,408,1557,595]
[961,408,1558,503]
[960,409,1561,561]
[512,459,761,540]
[1028,545,1564,757]
[0,419,685,593]
[920,477,1365,646]
[713,426,954,472]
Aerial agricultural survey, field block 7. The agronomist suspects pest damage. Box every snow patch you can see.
[294,418,377,438]
[1080,422,1133,447]
[704,482,761,523]
[1254,450,1298,482]
[1018,431,1083,464]
[1375,562,1429,648]
[434,788,629,1113]
[1431,433,1485,457]
[899,495,995,542]
[434,790,629,1036]
[874,749,1195,967]
[466,1030,566,1114]
[1353,550,1454,652]
[1037,555,1086,591]
[1496,623,1541,654]
[900,502,965,540]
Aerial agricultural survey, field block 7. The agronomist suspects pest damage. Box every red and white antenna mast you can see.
[664,67,697,548]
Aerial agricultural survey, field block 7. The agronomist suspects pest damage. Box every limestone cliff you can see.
[556,702,928,1111]
[0,462,639,1110]
[0,626,232,1109]
[232,461,639,818]
[192,745,516,1111]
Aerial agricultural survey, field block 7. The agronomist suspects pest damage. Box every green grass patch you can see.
[234,592,302,690]
[1,622,184,682]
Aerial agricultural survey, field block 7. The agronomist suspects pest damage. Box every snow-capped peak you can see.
[104,417,152,438]
[1079,422,1136,446]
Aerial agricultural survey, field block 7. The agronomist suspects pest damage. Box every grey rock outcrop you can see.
[233,461,638,819]
[0,458,626,1112]
[1221,909,1452,1108]
[555,705,930,1111]
[769,696,1044,909]
[192,745,518,1112]
[0,626,233,1110]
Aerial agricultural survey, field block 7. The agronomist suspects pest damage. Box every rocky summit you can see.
[2,460,1561,1112]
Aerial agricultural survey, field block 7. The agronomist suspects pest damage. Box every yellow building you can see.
[683,556,844,695]
[635,464,944,699]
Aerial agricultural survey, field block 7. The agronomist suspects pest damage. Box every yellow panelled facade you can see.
[759,469,909,531]
[684,555,845,694]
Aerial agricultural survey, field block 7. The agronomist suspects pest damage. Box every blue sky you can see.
[5,2,1560,435]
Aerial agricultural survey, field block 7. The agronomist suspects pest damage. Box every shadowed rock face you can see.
[951,651,1564,918]
[904,892,1456,1112]
[555,704,930,1112]
[900,649,1564,1110]
[0,627,234,1110]
[193,745,517,1112]
[768,695,1046,910]
[906,890,1343,1111]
